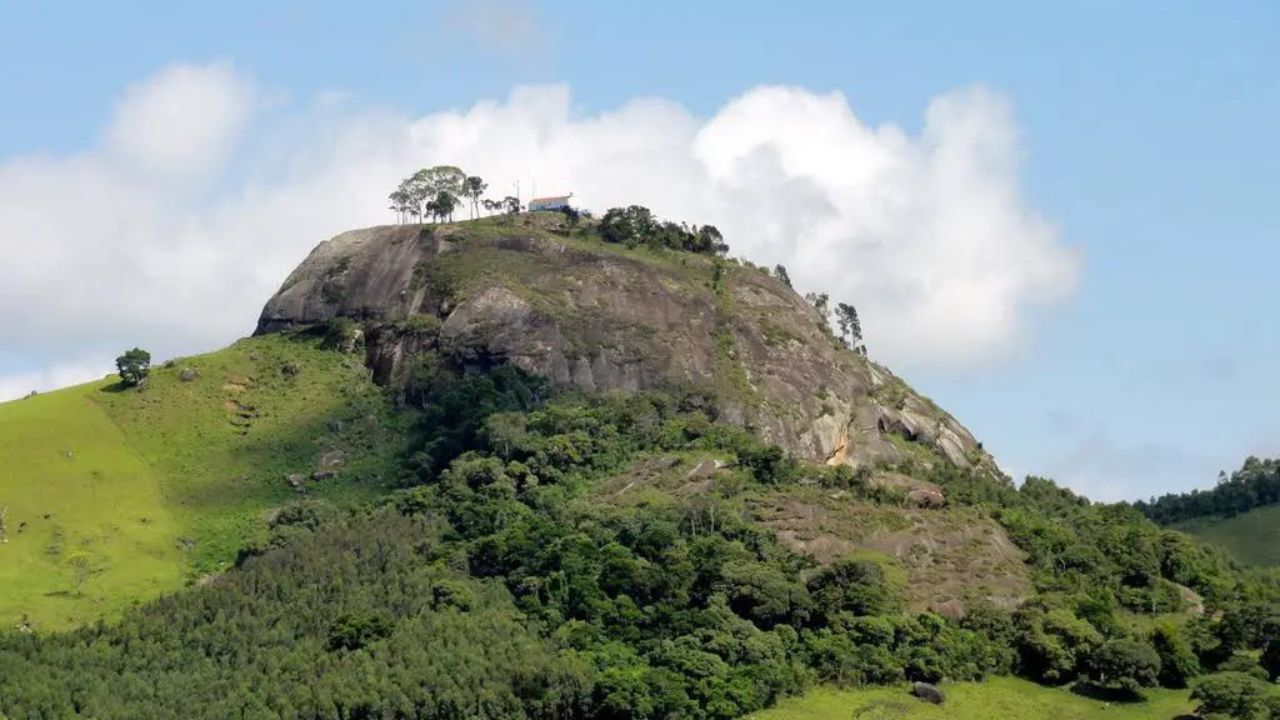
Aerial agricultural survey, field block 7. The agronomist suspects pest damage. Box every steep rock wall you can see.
[257,220,993,473]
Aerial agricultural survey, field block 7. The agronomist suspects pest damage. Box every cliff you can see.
[257,214,994,474]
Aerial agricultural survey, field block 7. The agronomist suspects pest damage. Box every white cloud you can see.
[106,62,253,178]
[0,64,1079,402]
[0,360,107,401]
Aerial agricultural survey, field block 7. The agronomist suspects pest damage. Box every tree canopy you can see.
[1136,457,1280,525]
[115,347,151,387]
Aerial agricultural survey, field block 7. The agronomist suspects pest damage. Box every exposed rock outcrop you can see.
[912,682,945,705]
[257,221,997,473]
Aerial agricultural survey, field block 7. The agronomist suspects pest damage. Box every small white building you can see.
[528,193,573,212]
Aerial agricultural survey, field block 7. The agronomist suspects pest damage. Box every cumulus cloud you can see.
[0,63,1078,400]
[106,62,254,178]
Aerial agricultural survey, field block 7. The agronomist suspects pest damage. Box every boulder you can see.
[178,368,198,382]
[317,450,346,469]
[912,682,945,705]
[906,488,946,509]
[285,474,306,492]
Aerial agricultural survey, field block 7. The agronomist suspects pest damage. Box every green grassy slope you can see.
[1175,503,1280,566]
[0,332,408,629]
[748,679,1193,720]
[0,384,182,628]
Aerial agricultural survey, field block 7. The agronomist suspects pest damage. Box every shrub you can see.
[1088,638,1161,693]
[1151,621,1202,688]
[737,444,797,485]
[1191,671,1280,720]
[327,611,393,651]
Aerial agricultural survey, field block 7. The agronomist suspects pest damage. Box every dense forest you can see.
[3,341,1280,719]
[1135,457,1280,525]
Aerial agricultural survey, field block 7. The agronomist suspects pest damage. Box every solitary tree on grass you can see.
[116,348,151,387]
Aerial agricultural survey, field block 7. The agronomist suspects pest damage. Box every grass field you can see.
[0,384,183,629]
[0,333,409,629]
[1175,503,1280,566]
[749,678,1194,720]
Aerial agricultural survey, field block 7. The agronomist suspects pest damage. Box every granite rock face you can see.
[257,221,995,473]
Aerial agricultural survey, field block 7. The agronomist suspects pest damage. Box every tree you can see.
[1151,621,1202,688]
[1088,638,1161,693]
[427,191,458,224]
[737,444,796,485]
[804,292,829,317]
[696,225,728,255]
[419,166,467,213]
[327,611,393,651]
[387,188,413,224]
[401,172,430,222]
[1263,637,1280,682]
[773,265,791,287]
[599,206,657,246]
[464,176,488,219]
[389,166,469,223]
[503,196,522,215]
[1191,672,1280,720]
[806,558,895,619]
[115,348,151,387]
[1013,607,1103,684]
[835,303,864,354]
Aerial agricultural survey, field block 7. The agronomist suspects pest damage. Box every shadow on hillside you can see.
[1068,682,1145,704]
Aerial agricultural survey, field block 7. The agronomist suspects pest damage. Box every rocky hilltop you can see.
[257,214,993,474]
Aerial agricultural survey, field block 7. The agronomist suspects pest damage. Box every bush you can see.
[1088,638,1161,693]
[1191,671,1280,720]
[807,559,895,620]
[737,444,797,485]
[327,611,394,651]
[322,316,361,351]
[1151,621,1202,688]
[1013,606,1103,684]
[1220,654,1270,681]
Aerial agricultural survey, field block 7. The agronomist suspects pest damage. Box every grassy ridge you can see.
[747,678,1193,720]
[0,333,408,629]
[1175,503,1280,566]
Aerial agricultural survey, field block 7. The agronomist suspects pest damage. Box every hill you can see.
[0,333,409,628]
[1174,504,1280,567]
[1135,456,1280,566]
[1,210,1277,719]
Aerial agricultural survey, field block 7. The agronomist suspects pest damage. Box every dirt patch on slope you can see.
[753,488,1031,613]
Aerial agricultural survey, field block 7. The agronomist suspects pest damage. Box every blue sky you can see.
[1,1,1277,500]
